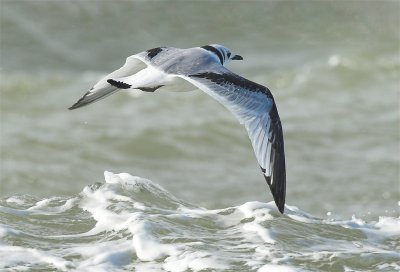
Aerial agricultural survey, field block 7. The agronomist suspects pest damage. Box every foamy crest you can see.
[0,245,74,271]
[1,171,399,271]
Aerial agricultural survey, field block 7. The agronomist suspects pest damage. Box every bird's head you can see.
[201,44,243,65]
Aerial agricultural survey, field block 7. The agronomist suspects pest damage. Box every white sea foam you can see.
[5,196,26,205]
[1,171,399,271]
[258,264,299,272]
[0,245,74,271]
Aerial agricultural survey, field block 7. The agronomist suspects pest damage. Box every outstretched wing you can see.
[179,69,286,213]
[69,55,147,110]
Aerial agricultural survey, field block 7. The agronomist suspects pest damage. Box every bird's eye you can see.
[227,52,231,58]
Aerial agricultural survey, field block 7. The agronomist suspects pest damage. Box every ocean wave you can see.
[0,171,399,271]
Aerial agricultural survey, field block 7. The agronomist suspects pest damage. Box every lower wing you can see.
[178,69,286,213]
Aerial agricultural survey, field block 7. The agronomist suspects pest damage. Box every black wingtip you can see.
[68,95,88,110]
[68,103,84,110]
[267,177,285,214]
[107,79,131,89]
[266,183,285,213]
[262,155,286,214]
[277,199,285,214]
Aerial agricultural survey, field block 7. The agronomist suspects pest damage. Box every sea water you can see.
[1,1,399,271]
[1,171,399,271]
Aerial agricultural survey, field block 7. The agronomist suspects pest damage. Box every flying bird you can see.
[69,44,286,213]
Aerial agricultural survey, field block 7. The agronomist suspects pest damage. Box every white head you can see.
[201,44,243,65]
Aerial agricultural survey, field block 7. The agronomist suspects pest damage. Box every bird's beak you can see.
[232,54,243,60]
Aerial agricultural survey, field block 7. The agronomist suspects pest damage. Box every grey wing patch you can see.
[188,71,273,121]
[185,70,286,213]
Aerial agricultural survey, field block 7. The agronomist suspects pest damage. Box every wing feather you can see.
[69,55,147,109]
[179,69,286,213]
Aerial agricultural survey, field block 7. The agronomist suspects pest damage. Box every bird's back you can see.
[139,47,222,76]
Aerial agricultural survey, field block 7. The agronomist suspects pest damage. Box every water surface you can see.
[1,1,399,271]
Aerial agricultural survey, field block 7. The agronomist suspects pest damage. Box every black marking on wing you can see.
[137,85,164,92]
[265,102,286,213]
[69,88,93,110]
[191,71,286,213]
[107,79,131,89]
[269,103,284,153]
[190,72,272,97]
[201,45,224,64]
[146,47,164,59]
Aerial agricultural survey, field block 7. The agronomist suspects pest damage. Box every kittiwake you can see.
[69,44,286,213]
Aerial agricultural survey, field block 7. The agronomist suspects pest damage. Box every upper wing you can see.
[179,69,286,213]
[69,55,147,110]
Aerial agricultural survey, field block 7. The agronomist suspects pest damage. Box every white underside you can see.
[117,66,197,93]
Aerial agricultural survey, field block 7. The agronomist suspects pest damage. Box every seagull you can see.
[69,44,286,213]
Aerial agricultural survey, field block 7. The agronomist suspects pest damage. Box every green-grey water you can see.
[1,1,399,271]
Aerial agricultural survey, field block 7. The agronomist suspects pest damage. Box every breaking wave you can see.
[1,171,399,271]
